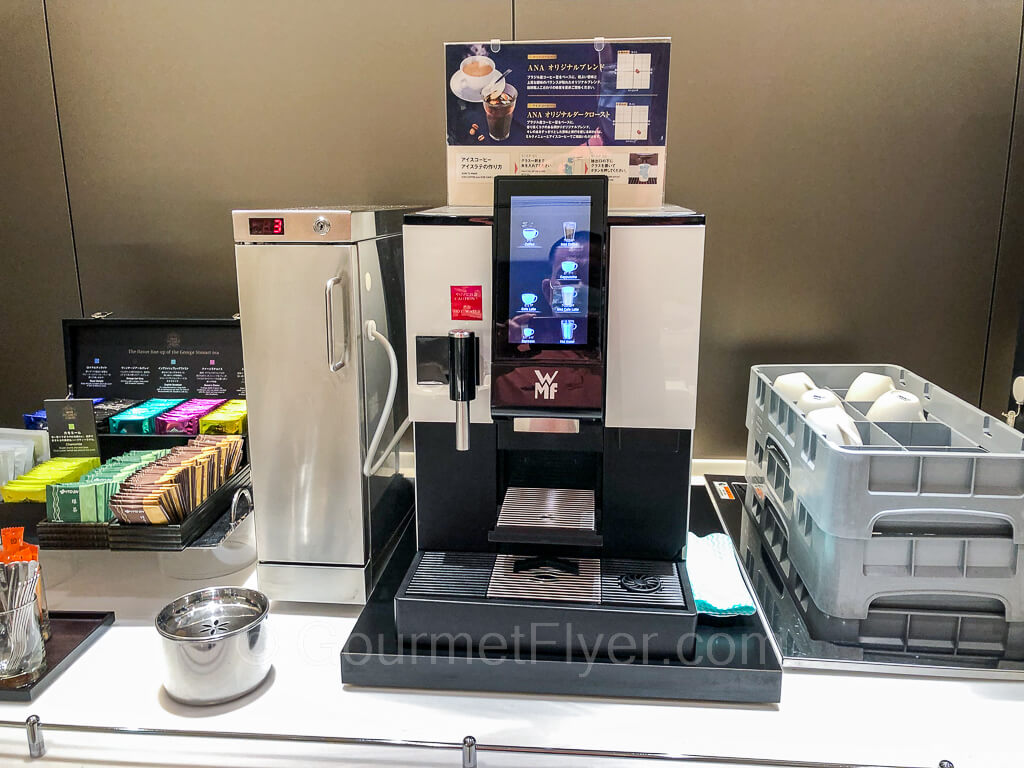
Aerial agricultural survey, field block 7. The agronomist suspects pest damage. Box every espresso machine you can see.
[341,178,745,699]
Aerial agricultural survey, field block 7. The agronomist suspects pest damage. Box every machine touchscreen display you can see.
[507,195,592,346]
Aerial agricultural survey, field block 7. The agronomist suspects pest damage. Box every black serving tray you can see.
[107,465,250,551]
[706,474,1024,677]
[37,521,109,550]
[0,611,114,701]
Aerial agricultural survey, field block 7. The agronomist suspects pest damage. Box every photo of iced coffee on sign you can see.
[483,83,517,141]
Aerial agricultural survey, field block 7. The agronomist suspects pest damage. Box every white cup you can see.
[521,292,538,306]
[797,388,843,414]
[806,406,864,446]
[561,260,579,274]
[773,372,817,402]
[866,390,926,422]
[459,55,499,95]
[846,372,896,403]
[560,286,578,307]
[521,327,534,339]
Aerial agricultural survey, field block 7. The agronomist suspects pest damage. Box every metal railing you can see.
[0,716,951,768]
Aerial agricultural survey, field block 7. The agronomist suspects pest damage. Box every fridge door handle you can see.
[325,274,350,372]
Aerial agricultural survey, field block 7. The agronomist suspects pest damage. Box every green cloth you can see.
[686,531,757,616]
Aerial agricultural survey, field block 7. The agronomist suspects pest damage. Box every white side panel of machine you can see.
[605,224,705,430]
[403,223,493,424]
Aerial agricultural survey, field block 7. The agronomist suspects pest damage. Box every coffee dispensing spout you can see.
[448,329,476,451]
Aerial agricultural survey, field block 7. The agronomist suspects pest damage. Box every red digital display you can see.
[249,217,285,235]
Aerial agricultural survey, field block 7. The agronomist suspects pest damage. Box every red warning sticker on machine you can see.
[713,481,736,501]
[450,285,483,321]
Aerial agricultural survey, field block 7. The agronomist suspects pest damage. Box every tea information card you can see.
[45,399,100,459]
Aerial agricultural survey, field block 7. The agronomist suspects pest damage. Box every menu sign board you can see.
[66,323,245,400]
[445,38,670,208]
[45,399,99,458]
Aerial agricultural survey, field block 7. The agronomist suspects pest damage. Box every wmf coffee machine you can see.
[340,179,790,701]
[233,208,416,603]
[398,176,704,653]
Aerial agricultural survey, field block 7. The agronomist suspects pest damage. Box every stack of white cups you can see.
[772,371,927,447]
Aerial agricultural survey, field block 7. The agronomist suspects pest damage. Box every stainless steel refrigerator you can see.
[232,208,414,603]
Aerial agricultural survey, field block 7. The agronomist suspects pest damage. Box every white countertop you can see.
[0,470,1019,767]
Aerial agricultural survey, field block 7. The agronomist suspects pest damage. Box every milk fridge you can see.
[232,207,415,603]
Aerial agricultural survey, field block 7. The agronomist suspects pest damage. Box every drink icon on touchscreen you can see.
[563,222,577,243]
[560,260,578,275]
[521,292,538,307]
[561,319,577,341]
[560,286,578,308]
[522,225,539,245]
[521,327,535,341]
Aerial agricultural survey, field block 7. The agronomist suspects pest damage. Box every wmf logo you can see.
[533,370,559,400]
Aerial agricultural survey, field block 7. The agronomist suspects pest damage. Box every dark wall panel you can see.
[9,0,1020,452]
[982,16,1024,418]
[516,0,1021,457]
[0,0,81,426]
[46,0,512,317]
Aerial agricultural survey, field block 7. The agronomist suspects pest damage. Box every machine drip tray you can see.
[341,493,784,703]
[394,550,697,660]
[488,486,603,546]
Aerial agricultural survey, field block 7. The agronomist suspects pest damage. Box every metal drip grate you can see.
[199,618,233,636]
[487,555,600,603]
[601,560,686,608]
[496,487,596,530]
[404,552,495,598]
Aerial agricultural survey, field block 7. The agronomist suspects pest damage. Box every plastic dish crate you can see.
[737,500,861,661]
[746,364,1024,624]
[741,487,1024,659]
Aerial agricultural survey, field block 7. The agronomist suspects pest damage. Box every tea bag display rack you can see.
[9,475,252,553]
[18,317,249,552]
[103,467,252,551]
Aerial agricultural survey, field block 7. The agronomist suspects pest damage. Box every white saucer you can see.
[450,70,499,103]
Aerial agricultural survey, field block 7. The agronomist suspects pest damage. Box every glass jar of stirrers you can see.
[0,562,46,688]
